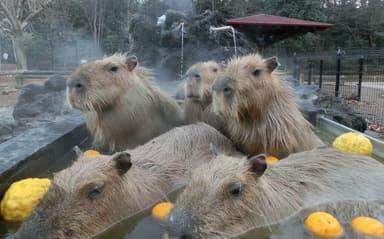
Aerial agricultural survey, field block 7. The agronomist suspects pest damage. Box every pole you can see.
[319,59,323,89]
[335,48,341,97]
[308,59,312,85]
[357,56,364,101]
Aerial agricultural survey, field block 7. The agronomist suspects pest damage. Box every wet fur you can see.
[67,53,184,152]
[184,61,226,133]
[14,123,237,239]
[212,54,319,158]
[167,148,384,239]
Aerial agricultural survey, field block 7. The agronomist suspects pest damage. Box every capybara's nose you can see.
[167,209,196,239]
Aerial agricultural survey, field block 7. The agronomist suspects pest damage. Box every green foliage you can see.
[13,0,384,69]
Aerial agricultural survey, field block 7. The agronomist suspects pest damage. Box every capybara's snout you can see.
[166,208,198,239]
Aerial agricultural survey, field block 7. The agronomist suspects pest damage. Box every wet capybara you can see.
[211,54,320,158]
[67,53,184,152]
[13,123,237,239]
[184,61,226,133]
[166,148,384,239]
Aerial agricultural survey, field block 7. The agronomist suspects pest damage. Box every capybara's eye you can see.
[194,74,201,79]
[252,69,261,77]
[109,65,119,72]
[223,87,232,97]
[213,68,218,72]
[87,182,105,200]
[228,182,244,198]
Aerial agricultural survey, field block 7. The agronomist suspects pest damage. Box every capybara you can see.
[211,54,320,158]
[165,148,384,239]
[184,61,226,133]
[12,123,237,239]
[67,53,184,152]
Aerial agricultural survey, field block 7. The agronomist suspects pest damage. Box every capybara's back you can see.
[166,148,384,239]
[67,53,184,152]
[211,54,320,158]
[13,123,237,239]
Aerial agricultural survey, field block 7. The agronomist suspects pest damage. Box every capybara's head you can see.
[67,54,139,112]
[13,151,134,239]
[166,153,268,239]
[211,54,278,122]
[184,61,223,102]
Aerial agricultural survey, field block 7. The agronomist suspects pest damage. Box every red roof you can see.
[227,14,333,28]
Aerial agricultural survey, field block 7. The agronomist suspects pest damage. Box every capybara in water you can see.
[13,123,237,239]
[184,61,226,133]
[211,54,320,158]
[67,53,184,152]
[165,148,384,239]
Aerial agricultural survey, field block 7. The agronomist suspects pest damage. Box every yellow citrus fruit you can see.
[305,211,343,239]
[332,132,373,156]
[152,202,174,220]
[1,178,51,222]
[84,149,101,156]
[266,155,279,163]
[351,216,384,237]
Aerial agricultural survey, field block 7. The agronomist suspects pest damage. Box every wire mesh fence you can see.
[282,49,384,134]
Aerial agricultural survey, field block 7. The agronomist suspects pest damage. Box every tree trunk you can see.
[12,30,27,70]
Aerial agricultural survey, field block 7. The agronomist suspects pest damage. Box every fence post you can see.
[335,49,341,97]
[308,59,313,85]
[357,55,364,101]
[319,59,323,89]
[293,52,298,79]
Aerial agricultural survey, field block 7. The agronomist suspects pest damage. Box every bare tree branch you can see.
[21,6,44,29]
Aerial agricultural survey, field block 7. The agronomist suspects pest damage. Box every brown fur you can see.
[67,53,184,152]
[13,123,237,239]
[211,54,319,158]
[166,148,384,239]
[184,61,226,133]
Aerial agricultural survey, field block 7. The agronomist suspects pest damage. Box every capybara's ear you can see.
[209,143,219,157]
[112,152,132,175]
[125,55,138,71]
[73,146,83,158]
[264,56,279,73]
[247,154,267,176]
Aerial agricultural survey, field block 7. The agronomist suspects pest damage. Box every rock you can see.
[12,83,71,125]
[314,95,367,132]
[44,75,67,91]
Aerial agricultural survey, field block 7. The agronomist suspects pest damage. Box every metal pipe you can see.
[180,22,184,81]
[209,25,237,57]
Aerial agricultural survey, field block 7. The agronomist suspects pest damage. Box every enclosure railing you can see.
[283,49,384,135]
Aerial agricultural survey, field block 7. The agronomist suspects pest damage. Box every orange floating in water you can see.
[266,155,279,163]
[84,149,101,156]
[304,211,343,239]
[351,216,384,237]
[152,202,174,220]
